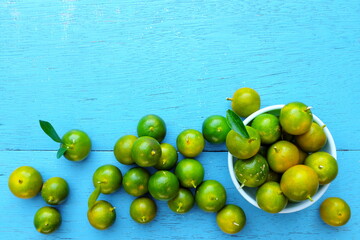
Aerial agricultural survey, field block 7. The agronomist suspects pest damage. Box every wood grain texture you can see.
[0,0,359,239]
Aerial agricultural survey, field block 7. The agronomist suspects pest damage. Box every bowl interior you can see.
[228,104,337,213]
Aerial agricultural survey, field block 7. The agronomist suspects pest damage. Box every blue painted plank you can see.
[0,150,358,239]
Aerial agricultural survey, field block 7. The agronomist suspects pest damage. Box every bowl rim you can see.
[227,104,337,213]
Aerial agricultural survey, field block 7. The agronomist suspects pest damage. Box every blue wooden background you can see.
[1,0,359,239]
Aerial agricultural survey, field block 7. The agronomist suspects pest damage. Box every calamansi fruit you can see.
[34,206,62,234]
[61,130,92,161]
[131,136,162,167]
[87,200,116,230]
[122,167,150,197]
[41,177,69,205]
[226,126,261,160]
[304,152,338,185]
[234,154,269,188]
[168,188,195,214]
[202,115,231,144]
[195,180,226,212]
[227,87,261,118]
[280,165,319,202]
[154,143,178,170]
[216,204,246,234]
[251,113,281,145]
[8,166,43,199]
[320,197,351,227]
[267,140,299,173]
[175,158,204,188]
[295,122,327,152]
[148,170,179,201]
[137,114,167,142]
[113,135,137,165]
[279,102,313,135]
[130,197,157,224]
[256,181,288,213]
[93,165,122,194]
[176,129,205,158]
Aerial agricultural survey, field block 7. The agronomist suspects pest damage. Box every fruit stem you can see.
[239,180,246,189]
[233,222,240,226]
[151,150,156,156]
[177,203,183,212]
[226,97,233,101]
[322,124,327,129]
[191,180,197,188]
[141,216,147,222]
[305,106,313,112]
[307,195,314,202]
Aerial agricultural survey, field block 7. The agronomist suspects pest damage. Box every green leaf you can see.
[39,120,63,143]
[226,109,250,139]
[57,147,67,159]
[88,185,101,209]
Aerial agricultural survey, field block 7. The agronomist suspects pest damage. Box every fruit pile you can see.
[7,87,351,235]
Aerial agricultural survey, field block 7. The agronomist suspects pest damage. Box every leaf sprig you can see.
[226,109,250,139]
[39,120,67,159]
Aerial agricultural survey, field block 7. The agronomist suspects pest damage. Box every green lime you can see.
[87,200,116,230]
[130,197,157,224]
[234,154,269,187]
[320,197,351,227]
[280,165,319,202]
[175,158,204,188]
[122,167,150,197]
[226,126,261,160]
[168,188,195,214]
[131,136,162,167]
[61,129,91,161]
[176,129,205,158]
[113,135,137,165]
[216,204,246,234]
[195,180,226,212]
[202,115,231,144]
[251,113,281,145]
[279,102,313,135]
[137,114,166,142]
[256,181,288,213]
[267,140,299,173]
[148,170,179,201]
[34,206,61,234]
[154,143,178,170]
[41,177,69,205]
[228,87,261,118]
[8,166,43,199]
[304,152,338,185]
[93,165,122,194]
[295,122,327,152]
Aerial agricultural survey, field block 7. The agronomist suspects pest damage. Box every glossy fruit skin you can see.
[175,158,204,188]
[251,113,281,145]
[320,197,351,227]
[113,135,137,165]
[226,126,261,159]
[148,170,180,201]
[234,154,269,187]
[131,136,162,167]
[216,204,246,234]
[295,122,327,152]
[195,180,226,212]
[304,152,338,185]
[154,143,178,170]
[202,115,231,144]
[280,165,319,202]
[168,188,195,214]
[130,197,157,224]
[137,114,167,142]
[176,129,205,158]
[61,130,91,161]
[230,87,261,118]
[93,165,122,194]
[8,166,43,199]
[41,177,69,205]
[87,200,116,230]
[34,207,62,234]
[256,181,288,213]
[122,167,150,197]
[279,102,313,135]
[267,140,299,173]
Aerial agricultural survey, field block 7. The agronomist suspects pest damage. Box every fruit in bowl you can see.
[227,104,337,213]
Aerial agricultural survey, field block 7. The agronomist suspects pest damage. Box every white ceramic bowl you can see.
[228,104,337,213]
